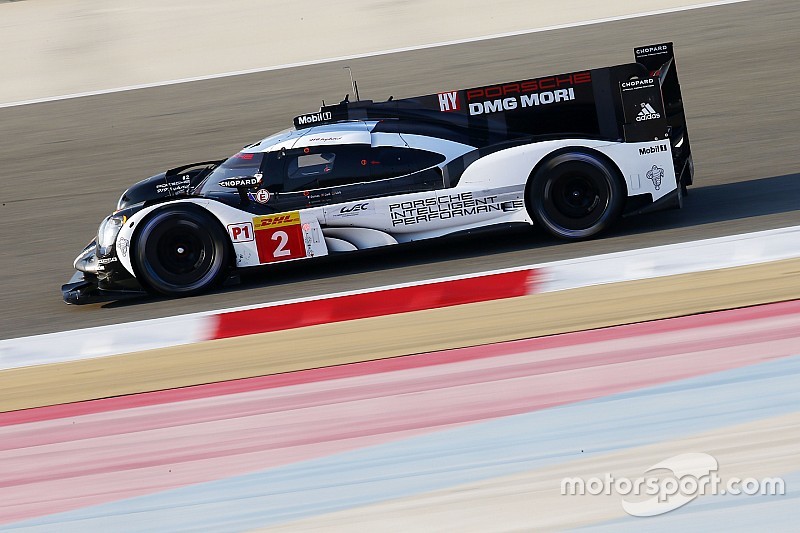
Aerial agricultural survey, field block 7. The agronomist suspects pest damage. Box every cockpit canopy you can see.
[194,121,456,199]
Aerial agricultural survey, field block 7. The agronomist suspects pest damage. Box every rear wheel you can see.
[527,151,625,239]
[133,206,230,296]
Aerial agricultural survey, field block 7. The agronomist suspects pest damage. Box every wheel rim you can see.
[551,174,601,218]
[139,212,223,292]
[154,224,211,277]
[541,166,611,232]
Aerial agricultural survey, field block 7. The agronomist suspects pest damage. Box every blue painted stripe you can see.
[6,355,800,532]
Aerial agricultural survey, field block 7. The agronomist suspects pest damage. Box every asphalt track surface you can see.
[1,0,798,339]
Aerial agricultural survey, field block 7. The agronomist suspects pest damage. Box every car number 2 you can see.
[271,230,291,257]
[252,213,306,263]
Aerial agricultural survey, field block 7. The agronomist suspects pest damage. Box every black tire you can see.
[527,151,625,240]
[133,206,230,297]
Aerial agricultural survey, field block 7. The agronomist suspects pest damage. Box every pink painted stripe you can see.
[3,299,799,428]
[211,269,538,339]
[1,303,798,523]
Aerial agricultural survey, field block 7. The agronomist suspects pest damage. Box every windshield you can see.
[194,152,265,195]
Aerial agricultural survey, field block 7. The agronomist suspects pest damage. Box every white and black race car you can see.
[63,43,693,303]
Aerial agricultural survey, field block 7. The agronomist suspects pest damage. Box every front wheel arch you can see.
[524,147,626,240]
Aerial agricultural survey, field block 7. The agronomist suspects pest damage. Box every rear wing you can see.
[294,43,691,181]
[631,43,692,185]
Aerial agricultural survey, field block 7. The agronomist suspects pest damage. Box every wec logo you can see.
[335,202,371,218]
[340,203,369,213]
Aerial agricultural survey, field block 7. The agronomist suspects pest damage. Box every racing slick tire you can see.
[526,150,625,240]
[132,206,230,297]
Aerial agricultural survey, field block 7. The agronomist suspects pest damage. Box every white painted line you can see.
[537,224,800,292]
[0,314,213,371]
[0,0,751,110]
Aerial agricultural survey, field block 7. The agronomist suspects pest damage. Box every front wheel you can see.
[526,151,625,240]
[133,206,230,297]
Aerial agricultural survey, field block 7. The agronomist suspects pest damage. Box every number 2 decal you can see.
[271,230,290,257]
[252,212,306,263]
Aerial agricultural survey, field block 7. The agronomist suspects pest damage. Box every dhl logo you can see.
[253,211,300,229]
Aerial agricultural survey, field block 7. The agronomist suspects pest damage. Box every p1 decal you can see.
[228,222,254,243]
[252,212,305,263]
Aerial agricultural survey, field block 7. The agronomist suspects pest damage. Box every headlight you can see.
[97,214,126,257]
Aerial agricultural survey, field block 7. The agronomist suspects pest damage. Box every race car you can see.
[63,42,693,303]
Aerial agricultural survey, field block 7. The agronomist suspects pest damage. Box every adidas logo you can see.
[636,103,661,122]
